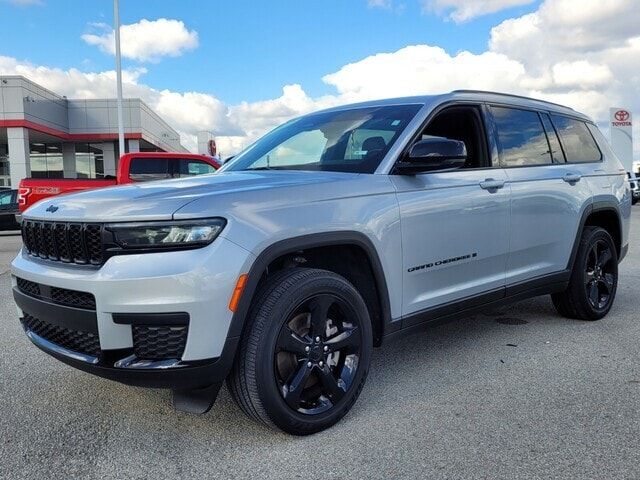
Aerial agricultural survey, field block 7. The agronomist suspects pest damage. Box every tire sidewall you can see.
[253,271,373,434]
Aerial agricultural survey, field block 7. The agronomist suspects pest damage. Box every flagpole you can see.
[113,0,125,157]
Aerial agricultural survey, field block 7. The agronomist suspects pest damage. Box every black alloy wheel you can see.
[275,293,362,415]
[584,239,616,310]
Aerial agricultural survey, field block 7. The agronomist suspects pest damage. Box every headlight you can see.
[106,218,226,250]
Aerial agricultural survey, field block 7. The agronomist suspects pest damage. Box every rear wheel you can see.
[227,268,373,435]
[552,226,618,320]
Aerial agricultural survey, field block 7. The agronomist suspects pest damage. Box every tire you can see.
[552,226,618,320]
[227,268,373,435]
[632,197,638,206]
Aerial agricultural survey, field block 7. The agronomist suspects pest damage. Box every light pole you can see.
[113,0,125,157]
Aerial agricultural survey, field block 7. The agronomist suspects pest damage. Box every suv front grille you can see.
[50,287,96,310]
[22,221,104,265]
[22,313,101,357]
[133,325,188,360]
[16,277,96,310]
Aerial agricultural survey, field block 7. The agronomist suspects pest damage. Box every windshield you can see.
[224,104,422,174]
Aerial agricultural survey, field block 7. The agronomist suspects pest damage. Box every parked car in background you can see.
[11,91,631,435]
[630,173,639,205]
[18,152,221,212]
[0,188,20,230]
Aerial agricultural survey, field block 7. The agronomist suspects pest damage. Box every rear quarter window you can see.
[551,115,602,163]
[177,159,217,177]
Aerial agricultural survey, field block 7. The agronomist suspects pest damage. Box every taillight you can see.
[18,187,30,206]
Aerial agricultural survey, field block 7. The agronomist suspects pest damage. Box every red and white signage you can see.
[609,107,633,175]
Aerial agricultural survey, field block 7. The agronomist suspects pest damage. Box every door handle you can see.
[563,173,582,184]
[479,179,505,190]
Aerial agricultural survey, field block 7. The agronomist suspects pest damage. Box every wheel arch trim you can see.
[227,231,393,339]
[567,200,623,271]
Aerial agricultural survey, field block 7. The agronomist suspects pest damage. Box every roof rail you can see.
[451,90,575,111]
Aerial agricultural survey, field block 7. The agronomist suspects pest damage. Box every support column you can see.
[62,143,76,179]
[102,141,117,177]
[127,138,140,153]
[7,127,30,186]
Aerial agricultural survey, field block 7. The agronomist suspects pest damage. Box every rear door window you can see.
[491,107,552,167]
[550,115,602,163]
[129,158,171,182]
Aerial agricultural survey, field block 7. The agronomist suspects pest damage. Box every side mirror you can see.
[395,136,467,174]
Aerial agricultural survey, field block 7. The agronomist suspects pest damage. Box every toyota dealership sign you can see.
[610,108,634,177]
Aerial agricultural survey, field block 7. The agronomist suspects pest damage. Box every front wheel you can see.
[227,268,373,435]
[552,226,618,320]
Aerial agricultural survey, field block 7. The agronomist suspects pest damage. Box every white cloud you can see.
[3,0,640,160]
[82,18,198,63]
[551,61,613,88]
[368,0,394,8]
[422,0,535,22]
[323,45,526,101]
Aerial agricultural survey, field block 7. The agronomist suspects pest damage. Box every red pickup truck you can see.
[18,152,221,212]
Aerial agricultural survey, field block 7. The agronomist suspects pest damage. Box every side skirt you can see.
[382,270,570,344]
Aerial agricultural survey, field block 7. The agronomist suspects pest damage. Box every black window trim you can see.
[549,114,603,165]
[391,99,603,174]
[392,100,500,174]
[539,112,567,164]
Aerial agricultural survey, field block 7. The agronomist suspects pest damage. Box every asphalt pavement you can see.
[1,210,639,480]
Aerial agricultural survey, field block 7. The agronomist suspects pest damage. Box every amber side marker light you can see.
[229,274,249,312]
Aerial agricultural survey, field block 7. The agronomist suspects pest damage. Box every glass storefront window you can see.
[30,142,63,179]
[75,143,104,178]
[0,143,9,186]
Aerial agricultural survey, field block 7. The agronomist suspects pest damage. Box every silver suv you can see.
[11,91,631,435]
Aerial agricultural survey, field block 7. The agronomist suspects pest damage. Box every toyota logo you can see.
[615,110,630,122]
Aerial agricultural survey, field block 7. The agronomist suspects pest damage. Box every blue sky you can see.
[0,0,542,103]
[0,0,638,158]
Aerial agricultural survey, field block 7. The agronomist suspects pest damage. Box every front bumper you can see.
[24,324,239,390]
[11,236,254,389]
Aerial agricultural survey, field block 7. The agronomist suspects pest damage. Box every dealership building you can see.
[0,75,187,187]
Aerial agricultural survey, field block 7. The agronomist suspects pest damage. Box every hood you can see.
[23,170,365,222]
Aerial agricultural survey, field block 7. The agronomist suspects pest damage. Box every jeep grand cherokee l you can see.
[12,91,631,435]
